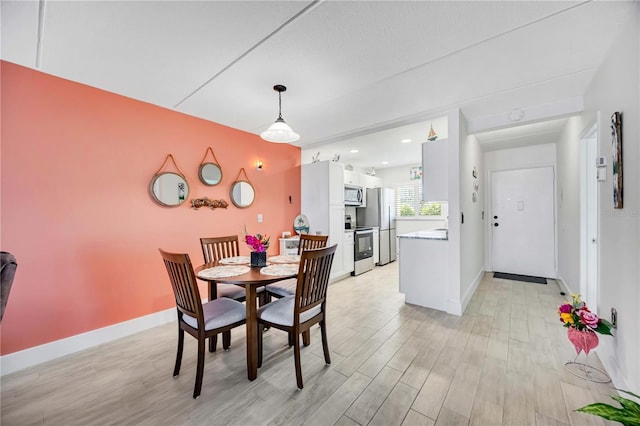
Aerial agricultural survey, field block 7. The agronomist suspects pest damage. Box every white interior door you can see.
[491,167,556,277]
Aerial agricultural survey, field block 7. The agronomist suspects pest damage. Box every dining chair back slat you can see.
[265,234,329,301]
[297,234,329,255]
[297,247,333,314]
[200,236,240,263]
[161,250,202,321]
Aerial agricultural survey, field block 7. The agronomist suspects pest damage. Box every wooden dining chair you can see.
[200,235,269,351]
[257,244,336,389]
[265,234,329,299]
[297,233,329,254]
[159,249,246,399]
[1,252,18,323]
[199,235,246,301]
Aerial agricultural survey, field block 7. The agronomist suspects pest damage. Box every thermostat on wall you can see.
[596,156,607,182]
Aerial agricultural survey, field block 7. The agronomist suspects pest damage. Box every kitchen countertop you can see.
[397,229,448,240]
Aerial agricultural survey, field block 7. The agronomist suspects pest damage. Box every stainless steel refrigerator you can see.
[356,188,396,265]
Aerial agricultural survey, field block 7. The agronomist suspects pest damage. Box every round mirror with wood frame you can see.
[198,147,223,186]
[150,172,189,207]
[199,163,222,185]
[230,181,255,208]
[229,168,255,208]
[150,154,189,207]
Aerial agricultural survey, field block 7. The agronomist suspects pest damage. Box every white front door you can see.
[491,167,556,277]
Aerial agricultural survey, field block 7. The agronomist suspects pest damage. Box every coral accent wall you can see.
[0,61,301,355]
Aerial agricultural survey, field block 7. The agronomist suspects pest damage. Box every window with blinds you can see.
[395,182,443,217]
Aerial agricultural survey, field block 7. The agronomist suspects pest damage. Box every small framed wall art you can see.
[410,166,422,180]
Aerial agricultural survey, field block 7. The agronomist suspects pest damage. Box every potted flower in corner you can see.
[557,294,613,356]
[244,228,270,267]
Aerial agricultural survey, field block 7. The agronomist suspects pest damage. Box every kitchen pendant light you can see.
[260,84,300,143]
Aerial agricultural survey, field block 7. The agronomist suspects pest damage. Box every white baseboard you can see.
[447,268,485,316]
[555,274,573,299]
[461,268,485,314]
[598,346,634,392]
[1,308,177,376]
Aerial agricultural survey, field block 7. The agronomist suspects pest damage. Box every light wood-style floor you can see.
[1,263,618,425]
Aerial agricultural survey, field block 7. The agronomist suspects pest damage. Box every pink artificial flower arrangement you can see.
[244,228,270,253]
[557,294,612,335]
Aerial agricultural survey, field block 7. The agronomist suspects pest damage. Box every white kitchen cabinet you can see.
[398,231,449,312]
[422,138,448,202]
[362,174,382,207]
[373,227,380,265]
[362,174,382,189]
[343,231,354,274]
[329,205,345,276]
[344,169,361,186]
[302,161,346,279]
[329,163,344,205]
[279,237,299,256]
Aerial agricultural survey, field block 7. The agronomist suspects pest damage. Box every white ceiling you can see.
[2,1,635,169]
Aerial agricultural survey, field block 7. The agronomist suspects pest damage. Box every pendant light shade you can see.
[260,85,300,143]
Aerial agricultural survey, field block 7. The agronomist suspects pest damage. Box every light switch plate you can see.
[257,213,263,223]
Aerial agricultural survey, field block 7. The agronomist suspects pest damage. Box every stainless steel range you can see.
[353,227,374,275]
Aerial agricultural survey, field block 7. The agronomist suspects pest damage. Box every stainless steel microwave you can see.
[344,185,364,206]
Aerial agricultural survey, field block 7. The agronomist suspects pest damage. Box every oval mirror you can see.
[230,181,255,208]
[150,172,189,207]
[199,163,223,186]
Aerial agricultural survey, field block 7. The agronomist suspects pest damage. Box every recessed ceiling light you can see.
[401,139,412,143]
[350,149,359,153]
[381,161,389,165]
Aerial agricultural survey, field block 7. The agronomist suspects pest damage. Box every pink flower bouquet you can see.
[244,229,270,253]
[557,294,613,335]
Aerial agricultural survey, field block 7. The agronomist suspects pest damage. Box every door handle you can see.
[494,223,499,227]
[592,238,597,243]
[494,215,498,219]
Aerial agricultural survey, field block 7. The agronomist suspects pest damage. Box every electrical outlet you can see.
[257,213,263,223]
[611,308,617,328]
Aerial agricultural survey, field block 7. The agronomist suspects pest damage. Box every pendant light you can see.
[260,84,300,143]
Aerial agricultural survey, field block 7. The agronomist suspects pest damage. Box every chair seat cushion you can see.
[258,295,321,327]
[183,298,246,331]
[217,283,246,300]
[265,278,296,298]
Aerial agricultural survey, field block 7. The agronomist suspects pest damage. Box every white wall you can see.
[375,163,421,185]
[555,116,585,293]
[446,110,462,314]
[566,5,639,392]
[459,124,485,311]
[485,143,556,172]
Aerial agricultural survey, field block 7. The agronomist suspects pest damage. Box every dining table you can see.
[194,255,299,381]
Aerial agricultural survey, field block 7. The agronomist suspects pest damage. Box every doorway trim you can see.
[580,122,599,309]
